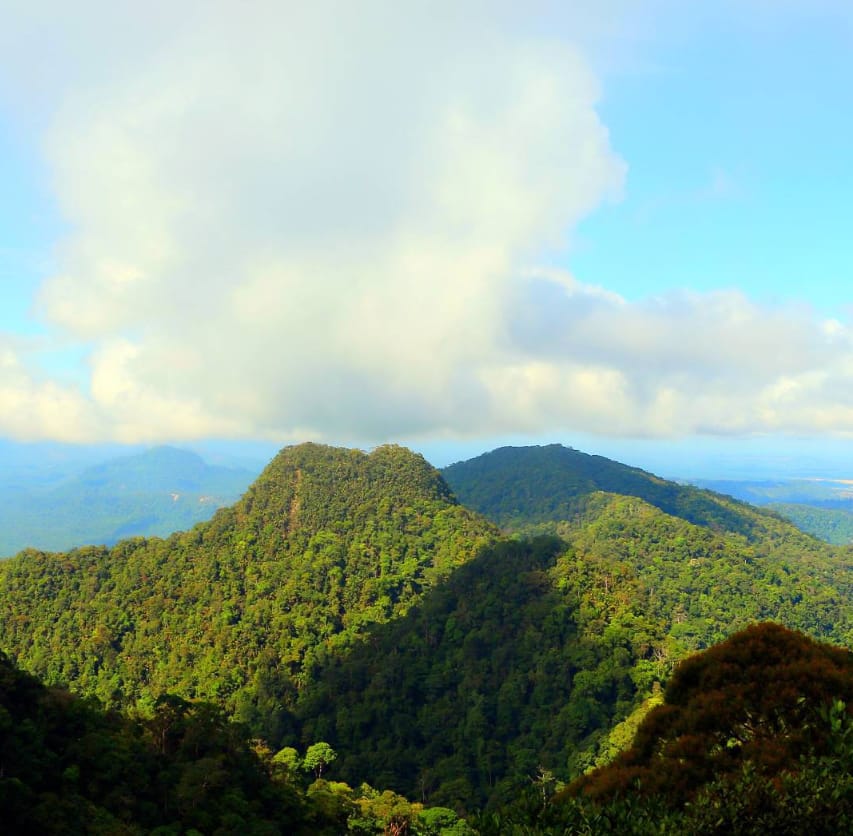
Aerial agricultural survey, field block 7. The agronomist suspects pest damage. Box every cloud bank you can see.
[1,2,851,444]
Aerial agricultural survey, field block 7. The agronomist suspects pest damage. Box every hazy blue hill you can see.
[690,476,853,506]
[55,445,252,493]
[441,443,780,539]
[0,445,256,556]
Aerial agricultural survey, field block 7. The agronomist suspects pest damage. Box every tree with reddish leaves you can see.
[567,623,853,805]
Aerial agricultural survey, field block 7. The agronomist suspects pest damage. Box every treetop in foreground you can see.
[568,622,853,805]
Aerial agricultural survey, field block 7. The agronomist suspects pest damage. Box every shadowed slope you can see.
[295,495,852,809]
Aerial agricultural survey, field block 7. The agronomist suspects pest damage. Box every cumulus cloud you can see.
[0,336,101,441]
[1,1,852,443]
[499,273,853,438]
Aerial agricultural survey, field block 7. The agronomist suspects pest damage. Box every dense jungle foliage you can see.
[441,444,792,539]
[0,649,474,834]
[0,444,496,735]
[768,502,853,545]
[4,626,853,834]
[1,442,852,830]
[475,624,853,835]
[296,495,852,807]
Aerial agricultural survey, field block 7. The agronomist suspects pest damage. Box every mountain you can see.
[766,502,853,545]
[0,441,850,813]
[0,443,496,740]
[476,625,853,835]
[295,492,852,808]
[571,622,853,806]
[441,444,782,538]
[689,476,853,507]
[0,446,256,557]
[0,648,475,835]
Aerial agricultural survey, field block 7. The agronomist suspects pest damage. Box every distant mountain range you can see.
[2,440,850,556]
[0,445,256,556]
[690,476,853,544]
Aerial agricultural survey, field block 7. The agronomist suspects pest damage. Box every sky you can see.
[1,1,852,477]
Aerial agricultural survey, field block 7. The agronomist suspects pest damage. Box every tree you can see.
[567,623,853,805]
[304,741,338,779]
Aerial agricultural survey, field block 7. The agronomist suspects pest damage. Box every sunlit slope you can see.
[0,443,496,727]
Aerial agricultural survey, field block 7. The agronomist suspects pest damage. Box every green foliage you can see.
[272,746,302,776]
[478,630,853,834]
[569,623,853,805]
[768,502,853,545]
[0,651,468,834]
[591,688,664,770]
[304,742,337,778]
[0,443,496,738]
[296,498,852,807]
[441,443,782,538]
[0,650,305,833]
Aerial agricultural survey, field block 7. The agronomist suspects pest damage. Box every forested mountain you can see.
[571,623,853,806]
[0,649,304,833]
[482,625,853,835]
[5,624,853,834]
[296,493,853,808]
[0,441,851,821]
[0,446,255,557]
[441,444,784,538]
[0,649,473,835]
[0,444,496,737]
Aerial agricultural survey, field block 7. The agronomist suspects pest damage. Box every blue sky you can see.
[572,4,853,316]
[1,1,852,477]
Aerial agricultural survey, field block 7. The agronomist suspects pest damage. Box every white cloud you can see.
[1,2,853,444]
[0,336,101,441]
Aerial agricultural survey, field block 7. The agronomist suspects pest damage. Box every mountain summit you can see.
[0,443,495,735]
[442,443,778,537]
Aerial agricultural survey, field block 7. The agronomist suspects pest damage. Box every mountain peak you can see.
[238,443,455,534]
[442,443,772,537]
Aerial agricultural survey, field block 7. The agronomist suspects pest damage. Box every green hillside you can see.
[441,444,783,539]
[767,502,853,545]
[0,650,305,833]
[295,492,853,808]
[1,441,851,818]
[483,625,853,835]
[0,443,496,739]
[687,475,853,545]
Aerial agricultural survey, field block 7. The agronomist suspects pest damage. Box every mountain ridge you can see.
[441,443,806,541]
[0,442,496,736]
[0,440,850,810]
